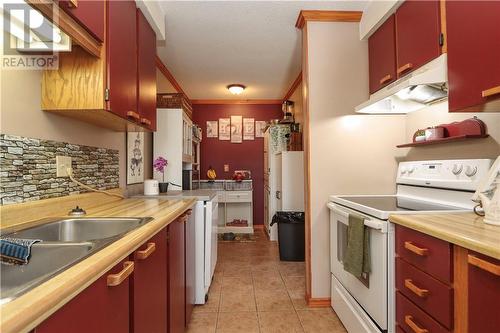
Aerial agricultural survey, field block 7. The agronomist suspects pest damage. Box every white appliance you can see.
[328,159,493,333]
[194,196,218,304]
[268,151,304,241]
[355,54,448,114]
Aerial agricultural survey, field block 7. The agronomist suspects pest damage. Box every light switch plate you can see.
[56,156,72,177]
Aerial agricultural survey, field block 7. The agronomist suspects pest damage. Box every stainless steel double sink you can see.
[0,217,153,305]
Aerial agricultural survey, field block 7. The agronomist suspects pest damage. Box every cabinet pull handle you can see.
[405,315,428,333]
[468,254,500,276]
[136,242,156,260]
[481,85,500,98]
[404,241,429,256]
[185,209,192,216]
[107,261,134,287]
[379,74,392,85]
[127,111,140,120]
[140,118,152,126]
[397,63,413,75]
[404,279,429,298]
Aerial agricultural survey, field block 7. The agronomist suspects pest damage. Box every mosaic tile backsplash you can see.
[0,134,119,205]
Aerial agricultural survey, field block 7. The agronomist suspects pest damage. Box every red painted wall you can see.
[192,104,283,225]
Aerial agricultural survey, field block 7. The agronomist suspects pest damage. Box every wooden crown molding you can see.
[283,71,302,101]
[191,99,282,105]
[155,55,188,98]
[295,10,363,29]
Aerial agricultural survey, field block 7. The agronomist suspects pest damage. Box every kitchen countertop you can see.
[135,189,218,201]
[0,197,196,333]
[389,212,500,260]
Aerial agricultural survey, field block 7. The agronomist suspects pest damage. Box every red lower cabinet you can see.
[35,259,132,333]
[185,210,196,326]
[168,216,186,333]
[131,228,168,333]
[468,252,500,333]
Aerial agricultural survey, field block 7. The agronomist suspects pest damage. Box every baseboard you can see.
[306,295,331,308]
[253,225,265,230]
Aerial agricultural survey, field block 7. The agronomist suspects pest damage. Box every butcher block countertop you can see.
[390,213,500,260]
[0,195,196,333]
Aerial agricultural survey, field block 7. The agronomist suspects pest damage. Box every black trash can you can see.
[270,211,305,261]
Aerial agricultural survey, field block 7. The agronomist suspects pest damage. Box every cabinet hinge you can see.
[105,88,110,101]
[439,33,444,47]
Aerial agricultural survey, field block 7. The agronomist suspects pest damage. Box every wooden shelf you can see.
[397,135,489,148]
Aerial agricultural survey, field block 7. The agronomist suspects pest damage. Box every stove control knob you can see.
[401,168,407,175]
[452,164,463,175]
[407,167,415,174]
[465,165,478,177]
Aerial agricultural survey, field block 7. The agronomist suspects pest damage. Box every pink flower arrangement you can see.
[153,157,168,182]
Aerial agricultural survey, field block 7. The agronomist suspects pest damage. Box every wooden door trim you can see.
[439,0,447,53]
[296,10,362,29]
[283,71,302,101]
[155,55,188,97]
[453,245,468,333]
[27,0,102,57]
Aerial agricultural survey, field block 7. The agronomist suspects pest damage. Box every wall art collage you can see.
[206,118,267,143]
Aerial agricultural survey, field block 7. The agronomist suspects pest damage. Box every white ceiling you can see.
[156,1,367,100]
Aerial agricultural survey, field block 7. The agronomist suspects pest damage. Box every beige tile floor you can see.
[187,230,347,333]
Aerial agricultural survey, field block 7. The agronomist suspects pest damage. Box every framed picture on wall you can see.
[243,118,255,140]
[255,121,267,138]
[231,115,243,143]
[219,118,231,140]
[207,121,218,138]
[127,132,145,184]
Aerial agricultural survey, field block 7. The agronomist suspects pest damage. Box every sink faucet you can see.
[68,206,87,216]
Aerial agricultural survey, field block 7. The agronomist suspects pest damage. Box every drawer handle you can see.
[127,111,140,120]
[379,74,392,85]
[404,241,429,256]
[404,279,429,298]
[140,118,152,126]
[107,261,134,287]
[482,85,500,98]
[136,242,156,260]
[468,254,500,276]
[397,63,413,75]
[405,315,428,333]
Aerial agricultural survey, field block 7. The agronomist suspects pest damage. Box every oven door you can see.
[328,202,388,331]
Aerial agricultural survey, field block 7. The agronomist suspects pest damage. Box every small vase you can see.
[159,182,169,193]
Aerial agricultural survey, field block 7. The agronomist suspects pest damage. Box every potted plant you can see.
[153,156,169,193]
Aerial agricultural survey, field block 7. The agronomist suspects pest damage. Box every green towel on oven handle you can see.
[343,213,371,278]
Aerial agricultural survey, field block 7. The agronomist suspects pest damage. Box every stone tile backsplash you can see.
[0,134,119,205]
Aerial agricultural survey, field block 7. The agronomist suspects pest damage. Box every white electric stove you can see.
[327,159,493,333]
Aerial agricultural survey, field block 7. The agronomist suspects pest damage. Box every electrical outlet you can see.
[224,164,229,172]
[56,156,72,177]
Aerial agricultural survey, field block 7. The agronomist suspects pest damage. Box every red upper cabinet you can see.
[131,229,168,333]
[467,252,500,333]
[35,260,132,333]
[137,9,157,131]
[446,1,500,112]
[368,15,397,93]
[59,0,105,42]
[106,0,137,119]
[395,0,441,78]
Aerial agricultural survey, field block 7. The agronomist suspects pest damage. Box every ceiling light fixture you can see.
[227,84,246,95]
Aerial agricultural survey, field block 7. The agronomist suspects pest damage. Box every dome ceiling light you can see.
[227,84,246,95]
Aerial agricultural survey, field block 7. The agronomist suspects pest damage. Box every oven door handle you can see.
[327,202,386,232]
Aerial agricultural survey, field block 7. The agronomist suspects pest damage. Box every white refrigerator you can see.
[268,151,304,240]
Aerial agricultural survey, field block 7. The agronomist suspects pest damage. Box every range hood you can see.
[356,54,448,114]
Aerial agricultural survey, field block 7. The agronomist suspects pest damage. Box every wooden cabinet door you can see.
[59,0,105,42]
[106,0,137,119]
[168,217,186,333]
[35,260,131,333]
[137,9,157,131]
[395,0,441,78]
[131,228,168,333]
[368,15,396,93]
[446,1,500,112]
[468,252,500,333]
[185,210,195,326]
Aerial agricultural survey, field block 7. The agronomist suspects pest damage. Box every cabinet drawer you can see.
[396,292,450,333]
[396,225,452,283]
[396,257,453,329]
[217,191,225,203]
[225,191,252,203]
